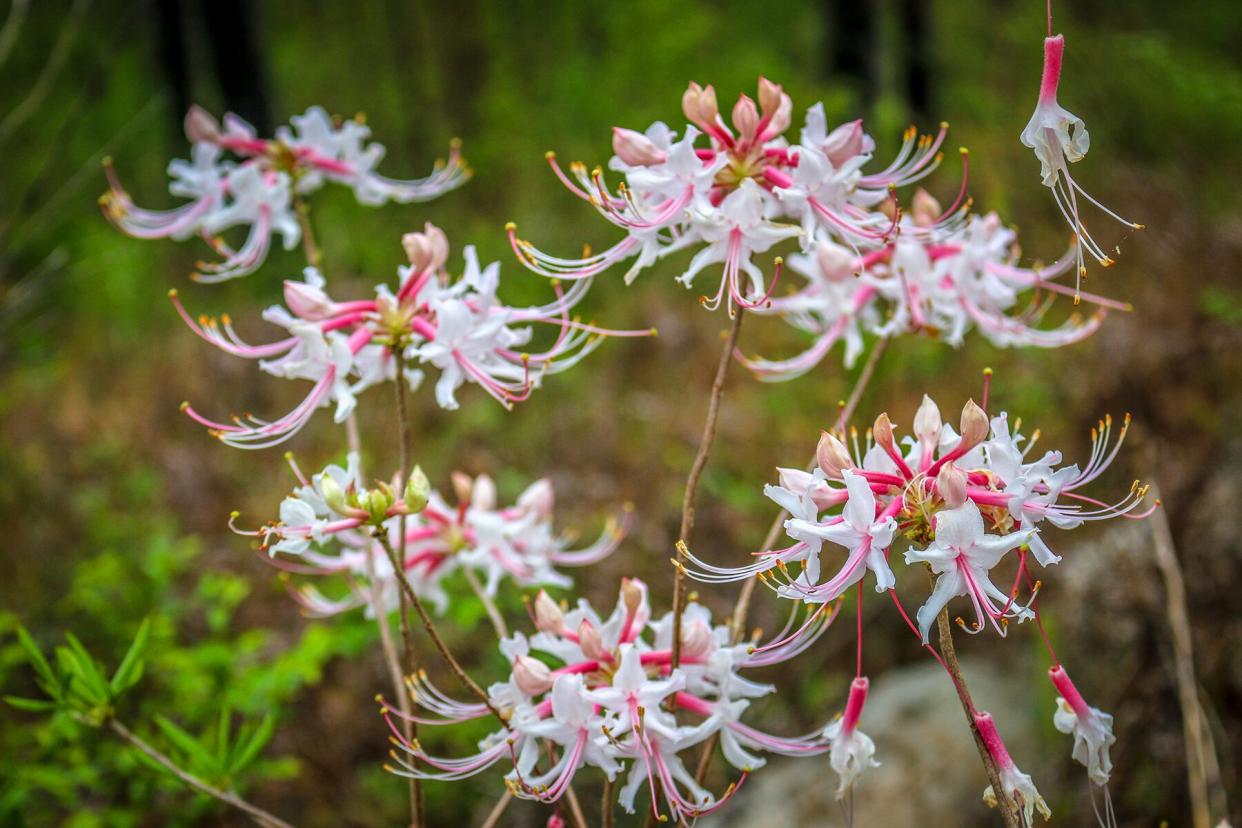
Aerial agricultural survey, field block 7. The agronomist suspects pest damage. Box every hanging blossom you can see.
[1020,33,1142,292]
[101,105,469,281]
[740,197,1130,381]
[235,455,628,616]
[976,710,1052,824]
[175,224,652,448]
[379,578,842,822]
[684,391,1156,642]
[508,77,958,315]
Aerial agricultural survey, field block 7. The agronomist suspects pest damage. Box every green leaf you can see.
[15,626,58,696]
[109,618,150,696]
[228,713,275,774]
[55,645,105,706]
[154,715,217,775]
[215,705,232,763]
[3,695,59,712]
[62,634,111,703]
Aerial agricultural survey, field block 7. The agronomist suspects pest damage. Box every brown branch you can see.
[479,790,512,828]
[1149,486,1216,828]
[563,784,589,828]
[109,720,294,828]
[934,607,1021,828]
[601,776,615,828]
[671,310,744,670]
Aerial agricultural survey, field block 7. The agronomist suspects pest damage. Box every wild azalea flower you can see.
[235,455,628,616]
[1049,665,1116,789]
[175,224,652,448]
[101,105,469,281]
[380,579,839,822]
[976,710,1052,824]
[1020,33,1142,291]
[508,77,956,315]
[684,390,1156,638]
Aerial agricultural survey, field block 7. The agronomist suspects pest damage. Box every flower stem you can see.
[108,719,294,828]
[564,784,589,828]
[374,533,509,727]
[671,310,744,670]
[934,607,1021,828]
[463,566,509,639]
[391,348,424,827]
[693,335,890,786]
[294,195,322,269]
[479,790,512,828]
[601,776,615,828]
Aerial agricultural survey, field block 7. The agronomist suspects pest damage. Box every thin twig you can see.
[375,534,509,727]
[934,607,1021,828]
[109,719,294,828]
[463,566,509,639]
[694,336,890,786]
[479,790,512,828]
[1149,486,1215,828]
[563,784,589,828]
[671,310,744,670]
[601,776,615,828]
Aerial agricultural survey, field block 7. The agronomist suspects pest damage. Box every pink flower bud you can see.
[937,462,968,508]
[401,222,449,272]
[823,119,866,167]
[621,577,645,615]
[681,620,713,659]
[817,431,854,479]
[517,479,555,520]
[873,413,896,450]
[913,394,942,447]
[959,399,989,449]
[471,474,496,511]
[533,590,564,634]
[682,82,719,132]
[513,655,553,696]
[757,76,783,116]
[816,239,856,283]
[731,94,760,142]
[611,127,666,166]
[911,188,942,227]
[577,619,606,661]
[283,278,335,320]
[766,92,793,139]
[546,816,566,828]
[450,471,473,505]
[184,105,221,144]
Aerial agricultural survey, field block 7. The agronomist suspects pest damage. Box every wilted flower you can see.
[976,711,1052,824]
[175,225,651,448]
[101,106,469,281]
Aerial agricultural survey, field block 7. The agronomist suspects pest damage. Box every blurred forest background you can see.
[2,0,1241,825]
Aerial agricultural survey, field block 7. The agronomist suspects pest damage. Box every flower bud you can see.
[450,471,473,505]
[823,119,867,167]
[766,93,793,139]
[937,462,968,508]
[533,590,564,633]
[911,188,942,227]
[517,479,554,520]
[283,277,335,320]
[184,105,221,144]
[620,577,644,615]
[359,487,393,524]
[546,815,566,828]
[757,76,783,116]
[913,394,942,447]
[681,620,714,659]
[513,655,554,696]
[873,413,896,450]
[817,431,854,479]
[816,239,855,283]
[577,619,606,661]
[959,399,990,450]
[731,94,760,142]
[404,466,431,512]
[611,127,666,166]
[319,474,348,515]
[471,474,497,512]
[681,82,719,132]
[401,222,449,273]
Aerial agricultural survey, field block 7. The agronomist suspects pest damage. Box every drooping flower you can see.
[976,711,1052,824]
[1019,34,1142,289]
[824,677,880,798]
[176,225,652,448]
[1049,665,1116,787]
[102,105,469,281]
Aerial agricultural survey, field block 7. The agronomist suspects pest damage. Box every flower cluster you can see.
[241,454,627,616]
[741,205,1129,381]
[509,77,953,315]
[175,224,651,448]
[101,106,468,281]
[381,579,842,821]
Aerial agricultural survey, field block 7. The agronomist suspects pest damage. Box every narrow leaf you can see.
[154,715,217,773]
[3,695,59,712]
[229,713,275,774]
[15,627,57,695]
[109,618,151,695]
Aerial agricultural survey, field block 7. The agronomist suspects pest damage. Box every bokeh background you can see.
[2,0,1240,825]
